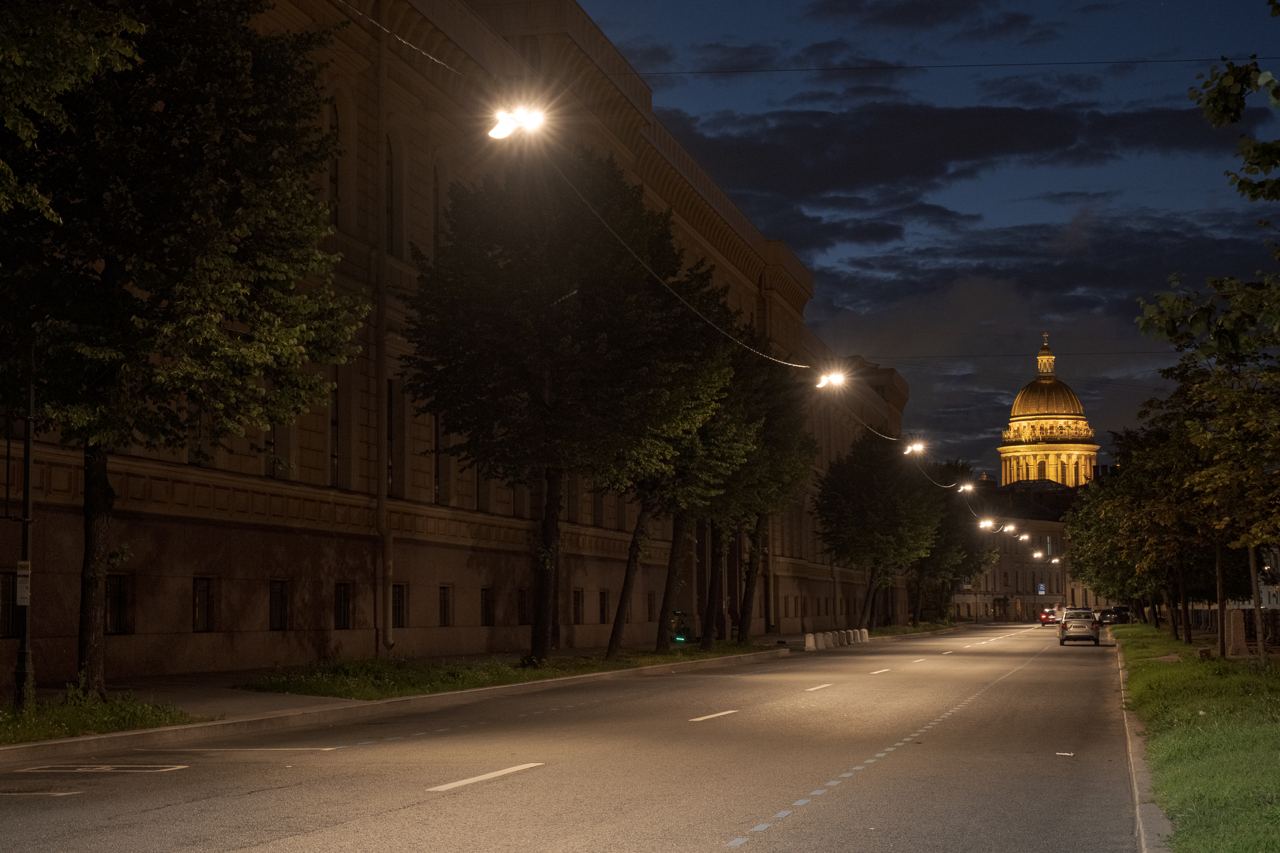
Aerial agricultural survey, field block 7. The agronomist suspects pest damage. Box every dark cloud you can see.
[617,37,676,70]
[805,0,1000,29]
[656,102,1268,208]
[1027,190,1120,205]
[953,11,1062,45]
[978,72,1103,107]
[782,84,910,105]
[689,41,784,73]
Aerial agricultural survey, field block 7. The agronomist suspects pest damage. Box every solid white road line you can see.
[427,763,543,792]
[870,668,890,674]
[689,710,739,722]
[805,683,833,692]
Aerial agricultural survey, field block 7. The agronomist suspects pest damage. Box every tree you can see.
[402,146,724,664]
[0,0,366,694]
[1133,23,1280,660]
[0,1,141,219]
[694,339,815,650]
[906,462,992,625]
[814,437,940,629]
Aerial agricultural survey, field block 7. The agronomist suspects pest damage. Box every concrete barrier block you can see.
[859,628,869,643]
[844,629,854,644]
[804,633,816,651]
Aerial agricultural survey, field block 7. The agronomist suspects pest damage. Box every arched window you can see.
[1036,460,1047,479]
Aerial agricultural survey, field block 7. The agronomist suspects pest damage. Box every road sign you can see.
[1037,582,1046,595]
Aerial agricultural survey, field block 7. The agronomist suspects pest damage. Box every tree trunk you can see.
[77,443,115,697]
[606,505,650,660]
[1150,595,1161,629]
[1215,543,1226,659]
[1178,564,1192,645]
[1248,545,1268,666]
[857,569,879,629]
[911,567,924,627]
[736,513,766,645]
[1166,583,1180,641]
[654,513,688,652]
[701,523,724,651]
[529,466,562,664]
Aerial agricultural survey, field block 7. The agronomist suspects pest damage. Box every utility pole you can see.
[12,343,34,712]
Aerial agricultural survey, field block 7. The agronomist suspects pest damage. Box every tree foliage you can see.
[814,438,940,626]
[403,146,726,662]
[0,1,142,219]
[0,0,366,691]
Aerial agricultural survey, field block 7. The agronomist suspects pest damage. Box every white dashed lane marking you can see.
[870,668,890,674]
[912,658,926,663]
[689,710,739,722]
[427,763,543,792]
[805,683,833,692]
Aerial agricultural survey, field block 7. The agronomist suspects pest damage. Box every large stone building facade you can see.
[0,0,907,682]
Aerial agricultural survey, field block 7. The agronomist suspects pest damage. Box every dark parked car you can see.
[1098,608,1116,624]
[1110,606,1132,624]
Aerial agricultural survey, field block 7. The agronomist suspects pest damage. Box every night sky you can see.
[575,0,1279,475]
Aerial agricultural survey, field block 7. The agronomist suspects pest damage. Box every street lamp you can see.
[489,106,546,139]
[815,371,845,389]
[1032,551,1044,560]
[957,483,974,493]
[903,441,925,455]
[978,518,996,530]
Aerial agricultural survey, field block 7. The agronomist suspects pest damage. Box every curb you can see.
[0,648,788,765]
[1116,644,1174,853]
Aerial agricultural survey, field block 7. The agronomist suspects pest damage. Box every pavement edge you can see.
[0,648,790,765]
[1116,642,1174,853]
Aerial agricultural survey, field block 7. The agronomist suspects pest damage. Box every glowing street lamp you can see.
[816,371,845,389]
[1019,533,1030,541]
[1032,551,1044,560]
[489,106,545,139]
[1050,557,1061,564]
[978,518,996,530]
[903,441,925,455]
[1004,523,1017,533]
[957,483,974,493]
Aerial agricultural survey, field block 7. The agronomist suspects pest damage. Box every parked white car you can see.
[1058,609,1100,646]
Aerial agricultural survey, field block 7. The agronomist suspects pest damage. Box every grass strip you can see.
[0,683,193,746]
[241,643,772,701]
[1113,624,1280,853]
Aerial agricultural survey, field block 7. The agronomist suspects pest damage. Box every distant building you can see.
[998,333,1099,488]
[953,335,1112,622]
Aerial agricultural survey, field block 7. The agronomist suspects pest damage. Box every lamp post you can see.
[12,342,34,712]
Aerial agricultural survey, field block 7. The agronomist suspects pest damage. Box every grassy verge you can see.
[242,643,772,701]
[871,621,955,636]
[0,684,193,746]
[1113,624,1280,853]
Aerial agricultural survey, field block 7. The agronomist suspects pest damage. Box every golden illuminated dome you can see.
[997,333,1099,489]
[1009,334,1085,421]
[1010,378,1086,418]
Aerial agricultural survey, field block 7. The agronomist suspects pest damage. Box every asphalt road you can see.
[0,625,1137,852]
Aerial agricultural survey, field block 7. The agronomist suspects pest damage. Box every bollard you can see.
[824,631,834,648]
[859,628,869,643]
[850,629,861,644]
[844,629,854,644]
[804,632,816,651]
